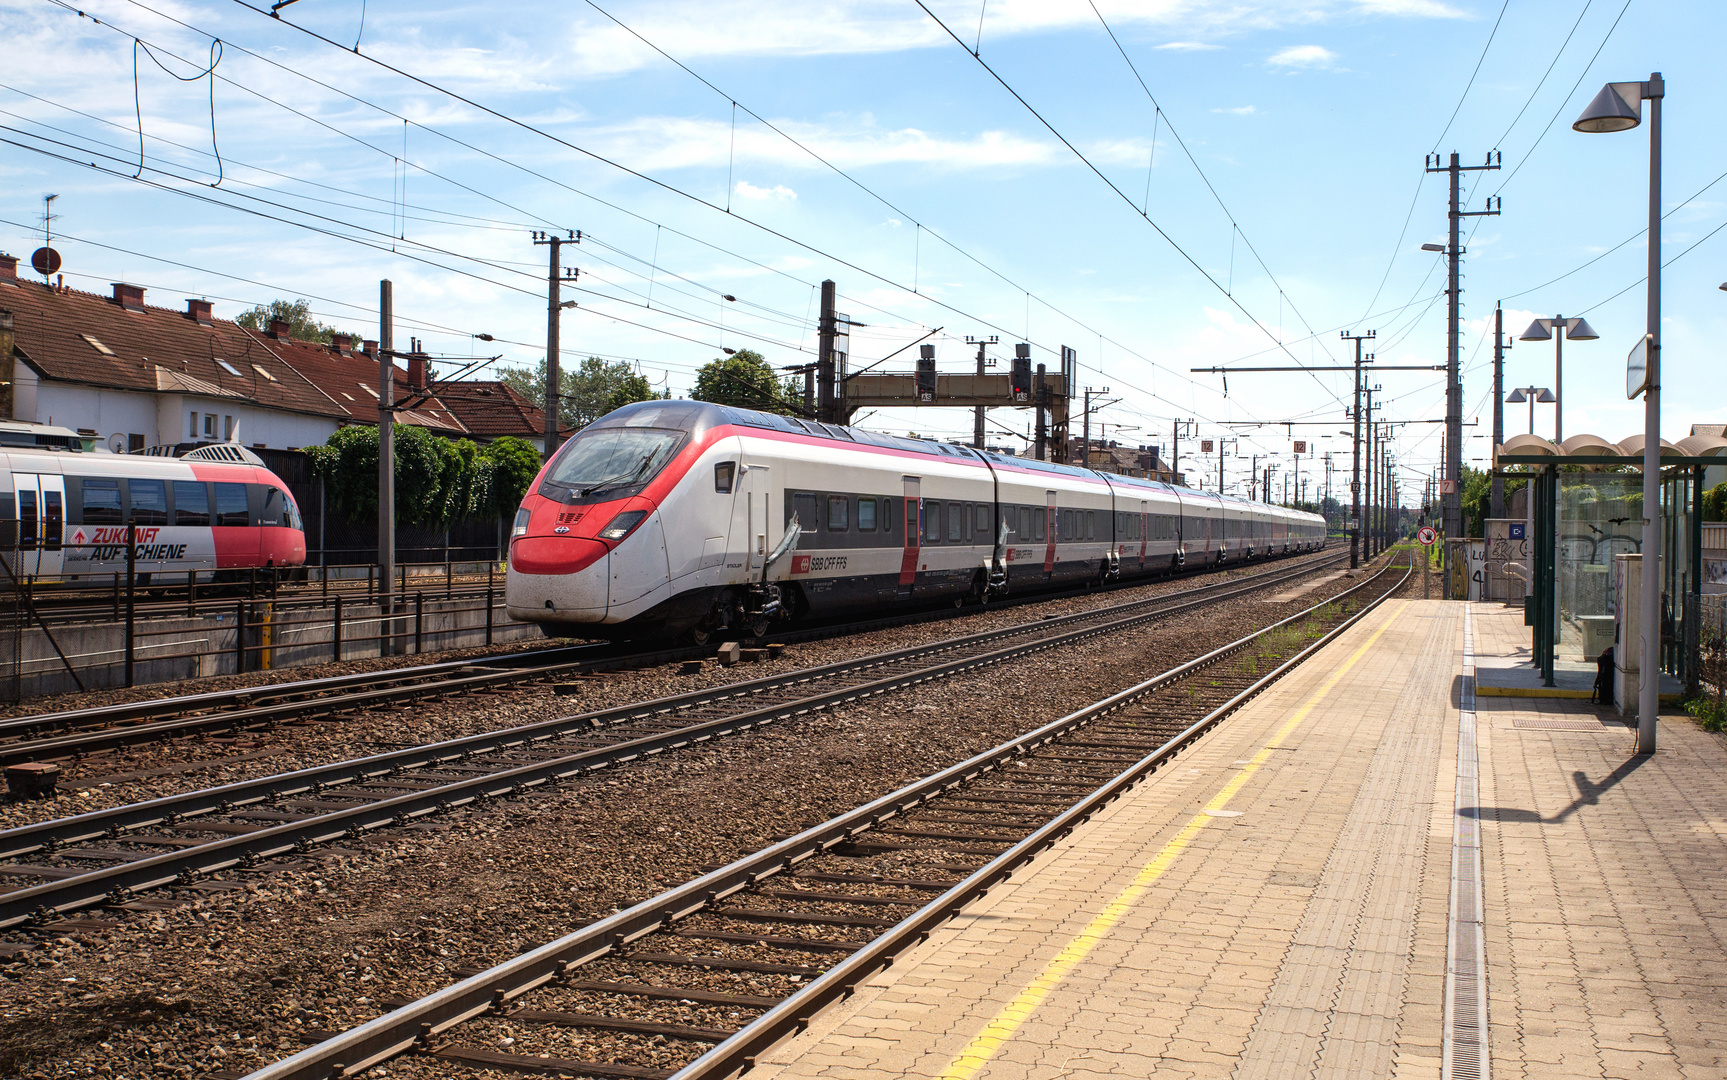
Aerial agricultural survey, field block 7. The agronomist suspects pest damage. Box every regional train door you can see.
[738,464,771,575]
[897,476,921,597]
[13,474,65,578]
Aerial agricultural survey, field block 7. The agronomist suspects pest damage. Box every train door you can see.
[13,474,64,578]
[1138,500,1149,570]
[898,476,920,595]
[1043,490,1057,575]
[735,464,771,575]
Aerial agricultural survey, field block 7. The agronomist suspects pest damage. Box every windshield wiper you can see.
[580,454,656,497]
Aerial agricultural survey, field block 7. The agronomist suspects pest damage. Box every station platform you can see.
[1471,602,1684,703]
[752,599,1727,1080]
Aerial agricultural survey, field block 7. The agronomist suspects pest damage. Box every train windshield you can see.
[543,427,684,498]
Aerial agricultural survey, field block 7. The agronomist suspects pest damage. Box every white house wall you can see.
[22,381,338,451]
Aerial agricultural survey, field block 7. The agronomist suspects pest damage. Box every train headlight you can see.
[511,508,531,539]
[598,509,648,541]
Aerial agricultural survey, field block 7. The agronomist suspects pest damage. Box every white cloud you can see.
[1212,105,1257,115]
[1157,41,1222,50]
[581,115,1065,172]
[1268,44,1338,68]
[734,180,797,201]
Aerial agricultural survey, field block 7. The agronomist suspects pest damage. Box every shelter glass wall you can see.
[1554,470,1643,663]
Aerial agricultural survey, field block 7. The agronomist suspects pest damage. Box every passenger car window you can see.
[130,479,168,526]
[827,495,849,531]
[82,479,123,525]
[924,501,940,543]
[174,482,210,526]
[1087,511,1096,540]
[975,504,989,533]
[793,493,819,531]
[714,462,736,493]
[215,483,250,527]
[857,498,877,532]
[948,502,962,542]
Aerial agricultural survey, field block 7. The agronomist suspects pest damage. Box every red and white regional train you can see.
[0,443,307,582]
[507,401,1327,641]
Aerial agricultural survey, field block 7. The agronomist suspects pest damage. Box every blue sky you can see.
[2,0,1722,501]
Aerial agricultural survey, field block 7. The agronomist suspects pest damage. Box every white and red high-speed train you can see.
[0,443,307,582]
[506,401,1327,641]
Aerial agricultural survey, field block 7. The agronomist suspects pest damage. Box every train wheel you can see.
[688,626,712,646]
[748,616,771,638]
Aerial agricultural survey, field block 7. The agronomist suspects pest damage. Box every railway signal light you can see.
[1011,343,1031,401]
[916,344,937,402]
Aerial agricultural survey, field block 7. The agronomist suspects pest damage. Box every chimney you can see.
[362,339,377,357]
[407,353,427,392]
[0,253,16,284]
[112,282,146,312]
[268,319,292,339]
[186,299,214,325]
[330,333,353,355]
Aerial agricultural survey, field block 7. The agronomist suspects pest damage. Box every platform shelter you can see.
[1493,432,1727,694]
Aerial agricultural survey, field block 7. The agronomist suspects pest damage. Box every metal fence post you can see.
[124,521,137,688]
[485,584,494,646]
[333,593,343,662]
[188,569,198,618]
[414,591,424,654]
[235,599,247,675]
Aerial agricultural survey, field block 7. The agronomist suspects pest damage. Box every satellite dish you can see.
[108,433,128,454]
[31,247,62,275]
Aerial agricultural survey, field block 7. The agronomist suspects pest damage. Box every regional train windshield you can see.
[542,427,685,499]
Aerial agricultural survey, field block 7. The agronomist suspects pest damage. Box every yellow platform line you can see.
[935,600,1410,1080]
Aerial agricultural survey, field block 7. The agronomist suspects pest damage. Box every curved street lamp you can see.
[1574,72,1662,754]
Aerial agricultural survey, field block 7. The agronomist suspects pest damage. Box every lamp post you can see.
[1504,386,1556,435]
[1517,317,1598,442]
[1574,72,1663,755]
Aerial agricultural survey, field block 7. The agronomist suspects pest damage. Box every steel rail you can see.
[0,551,1336,761]
[0,553,1347,928]
[238,557,1409,1080]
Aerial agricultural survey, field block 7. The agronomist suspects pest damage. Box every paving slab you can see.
[744,597,1727,1080]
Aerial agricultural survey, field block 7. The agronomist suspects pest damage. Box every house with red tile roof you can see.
[0,253,543,453]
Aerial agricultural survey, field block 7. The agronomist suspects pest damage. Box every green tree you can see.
[1460,465,1530,538]
[498,357,666,427]
[236,299,348,344]
[691,350,801,414]
[307,425,487,530]
[1704,481,1727,523]
[479,436,544,518]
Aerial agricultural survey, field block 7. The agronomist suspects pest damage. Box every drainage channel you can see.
[233,559,1409,1080]
[0,555,1347,931]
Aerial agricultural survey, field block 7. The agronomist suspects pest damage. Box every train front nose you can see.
[506,534,610,621]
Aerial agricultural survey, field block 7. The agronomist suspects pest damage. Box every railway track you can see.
[0,550,1341,768]
[0,551,1352,931]
[236,556,1411,1080]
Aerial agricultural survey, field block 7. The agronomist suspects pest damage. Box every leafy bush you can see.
[308,425,511,529]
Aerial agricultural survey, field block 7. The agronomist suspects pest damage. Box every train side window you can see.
[130,479,168,526]
[793,493,819,532]
[857,497,877,532]
[82,479,123,526]
[19,489,38,550]
[215,483,250,527]
[1035,509,1046,542]
[827,494,849,531]
[974,504,988,534]
[882,499,895,535]
[924,501,940,543]
[1018,506,1031,540]
[42,491,62,551]
[0,491,13,549]
[714,462,736,493]
[174,482,210,526]
[260,487,289,527]
[947,502,962,542]
[1087,510,1096,540]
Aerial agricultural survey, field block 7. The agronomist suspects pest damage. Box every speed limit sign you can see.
[1417,526,1437,546]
